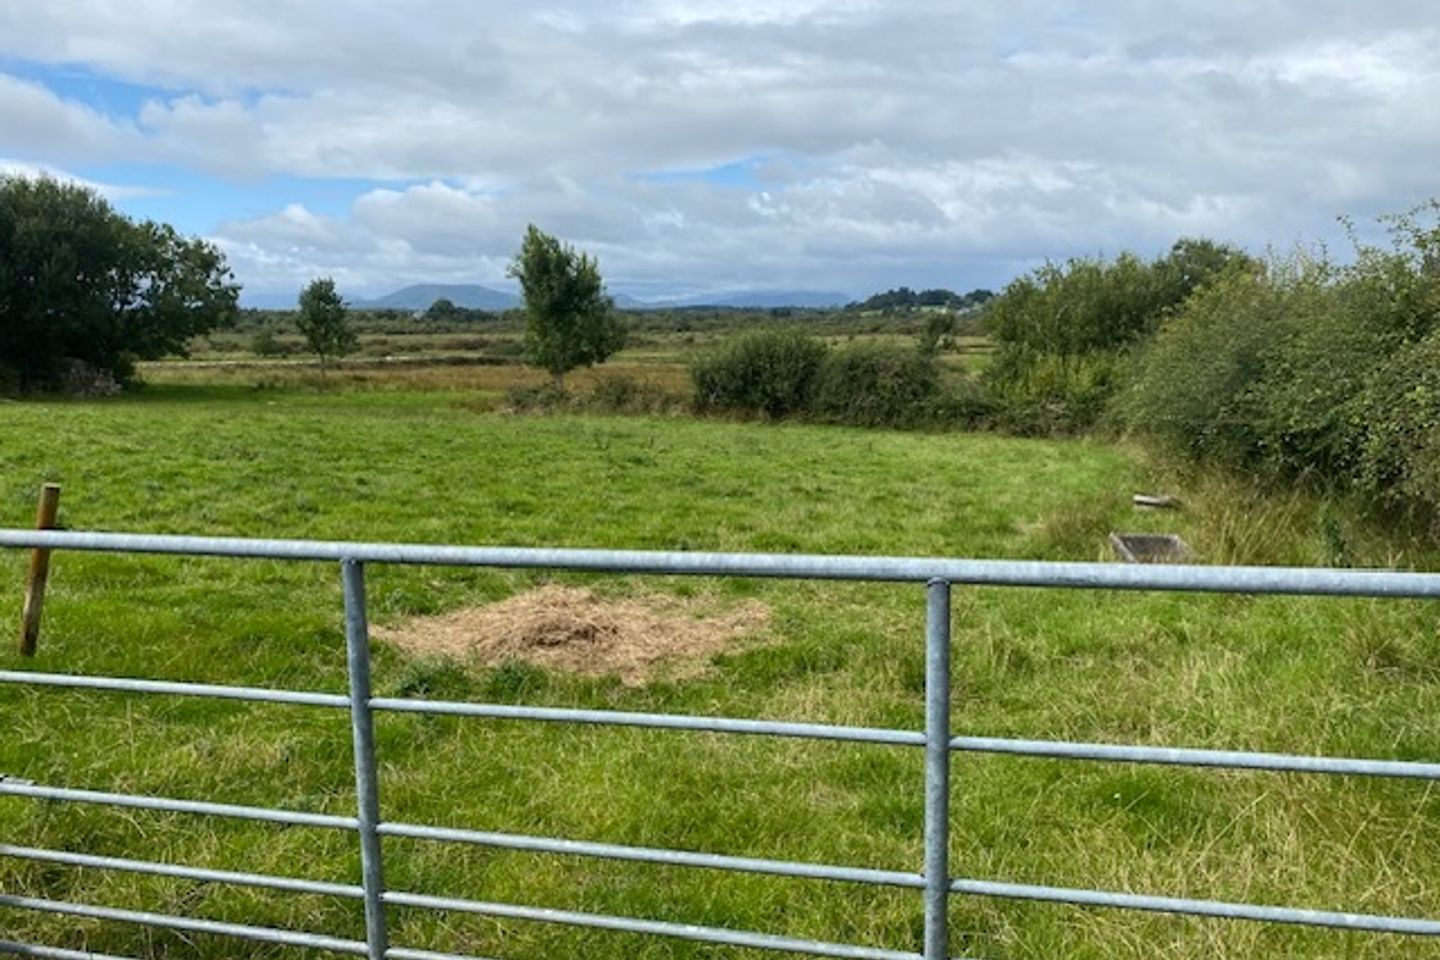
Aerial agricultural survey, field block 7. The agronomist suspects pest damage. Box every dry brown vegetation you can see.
[139,357,692,396]
[374,585,770,685]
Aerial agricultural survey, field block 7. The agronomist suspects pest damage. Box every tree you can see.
[507,224,624,388]
[424,297,459,323]
[296,277,355,370]
[0,174,238,391]
[918,310,956,356]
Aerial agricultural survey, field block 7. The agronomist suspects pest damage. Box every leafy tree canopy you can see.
[0,174,239,391]
[507,224,624,387]
[296,276,356,369]
[424,297,459,322]
[423,297,494,324]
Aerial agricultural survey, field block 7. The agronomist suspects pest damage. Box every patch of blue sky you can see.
[632,155,770,189]
[79,163,401,234]
[1,57,174,119]
[3,56,296,119]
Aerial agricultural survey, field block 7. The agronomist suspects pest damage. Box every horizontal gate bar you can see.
[0,942,138,960]
[370,697,925,746]
[7,672,1432,776]
[0,894,367,954]
[385,949,505,960]
[0,781,358,831]
[952,736,1440,779]
[0,670,349,708]
[383,890,923,960]
[951,877,1440,935]
[5,529,1440,598]
[379,822,923,888]
[0,844,363,899]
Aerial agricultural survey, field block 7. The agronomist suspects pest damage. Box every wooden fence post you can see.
[19,483,61,657]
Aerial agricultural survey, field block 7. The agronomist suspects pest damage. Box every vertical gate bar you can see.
[342,559,389,960]
[923,579,952,960]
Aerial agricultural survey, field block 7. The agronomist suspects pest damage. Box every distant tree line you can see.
[846,286,995,312]
[238,303,503,331]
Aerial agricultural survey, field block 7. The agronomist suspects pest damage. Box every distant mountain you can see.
[624,289,849,309]
[242,284,847,312]
[359,283,520,311]
[695,290,848,309]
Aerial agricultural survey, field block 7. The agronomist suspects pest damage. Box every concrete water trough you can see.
[1109,532,1192,563]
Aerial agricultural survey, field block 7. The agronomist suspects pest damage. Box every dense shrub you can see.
[813,343,940,427]
[1353,330,1440,519]
[503,375,685,416]
[932,376,1000,429]
[1120,202,1440,524]
[1115,262,1299,466]
[505,382,570,412]
[1257,254,1424,476]
[690,329,827,418]
[250,326,287,357]
[586,373,686,414]
[988,351,1124,436]
[985,239,1253,433]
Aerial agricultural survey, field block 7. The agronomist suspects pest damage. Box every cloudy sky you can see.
[2,1,1437,304]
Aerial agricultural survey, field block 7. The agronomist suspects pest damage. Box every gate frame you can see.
[2,528,1439,960]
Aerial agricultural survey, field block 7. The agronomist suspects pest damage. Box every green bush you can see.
[932,376,1000,429]
[813,343,940,427]
[690,329,827,418]
[250,326,286,357]
[989,351,1124,436]
[505,382,571,412]
[985,239,1253,434]
[1354,329,1440,521]
[585,373,685,414]
[1120,202,1440,524]
[1115,263,1295,465]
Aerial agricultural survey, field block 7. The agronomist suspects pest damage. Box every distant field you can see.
[164,324,995,392]
[0,381,1436,959]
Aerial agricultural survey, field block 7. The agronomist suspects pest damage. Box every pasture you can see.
[0,374,1436,959]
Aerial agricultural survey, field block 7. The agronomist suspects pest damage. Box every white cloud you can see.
[0,159,166,201]
[210,149,1278,297]
[2,2,1439,294]
[0,73,136,162]
[619,0,879,29]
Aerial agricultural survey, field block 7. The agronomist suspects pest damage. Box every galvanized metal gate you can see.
[1,528,1438,959]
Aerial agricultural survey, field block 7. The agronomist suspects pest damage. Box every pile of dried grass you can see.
[375,585,770,685]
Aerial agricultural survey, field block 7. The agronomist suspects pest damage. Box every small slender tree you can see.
[507,224,624,389]
[296,276,355,371]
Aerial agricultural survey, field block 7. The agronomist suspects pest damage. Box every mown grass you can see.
[0,382,1436,959]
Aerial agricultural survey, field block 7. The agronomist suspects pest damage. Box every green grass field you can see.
[1,382,1437,958]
